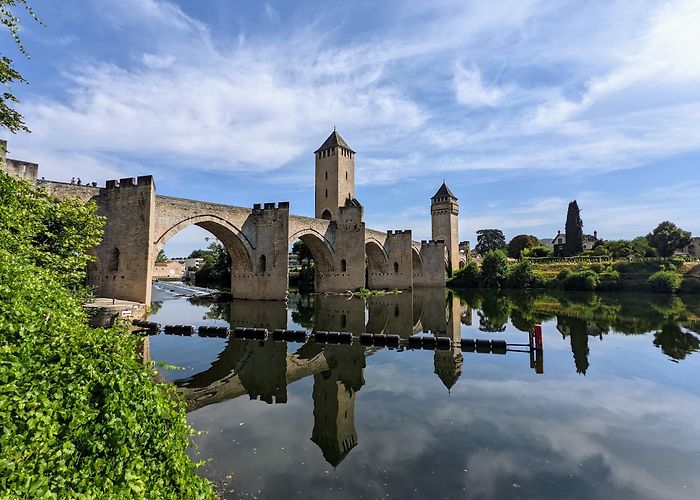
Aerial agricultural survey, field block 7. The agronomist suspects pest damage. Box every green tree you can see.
[1,1,42,133]
[292,239,313,267]
[156,248,167,262]
[447,259,480,288]
[479,249,509,288]
[507,234,539,259]
[475,229,506,256]
[187,248,208,258]
[193,242,231,290]
[564,200,583,256]
[0,174,103,293]
[646,221,692,258]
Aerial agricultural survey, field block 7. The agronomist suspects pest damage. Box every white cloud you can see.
[9,0,700,202]
[453,63,507,107]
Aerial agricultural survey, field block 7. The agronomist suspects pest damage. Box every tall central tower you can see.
[315,129,355,220]
[431,182,459,274]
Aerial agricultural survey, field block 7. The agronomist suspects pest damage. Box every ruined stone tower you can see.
[315,129,355,220]
[431,182,459,274]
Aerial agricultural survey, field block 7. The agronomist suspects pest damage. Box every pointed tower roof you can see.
[315,129,355,153]
[431,182,457,200]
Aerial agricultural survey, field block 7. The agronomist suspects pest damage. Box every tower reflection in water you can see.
[171,289,527,467]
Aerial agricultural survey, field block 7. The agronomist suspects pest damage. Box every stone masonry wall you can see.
[414,240,447,287]
[89,177,156,304]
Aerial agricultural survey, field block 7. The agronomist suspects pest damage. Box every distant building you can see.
[458,241,470,268]
[582,231,599,251]
[552,231,566,255]
[552,230,599,255]
[677,237,700,258]
[184,257,204,270]
[153,260,185,279]
[288,253,299,269]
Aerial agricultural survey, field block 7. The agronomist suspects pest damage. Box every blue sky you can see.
[4,0,700,257]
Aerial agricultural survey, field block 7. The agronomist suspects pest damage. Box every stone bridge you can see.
[39,176,446,304]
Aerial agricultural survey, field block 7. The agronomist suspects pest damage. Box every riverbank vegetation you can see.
[450,249,699,294]
[459,205,697,294]
[0,173,213,497]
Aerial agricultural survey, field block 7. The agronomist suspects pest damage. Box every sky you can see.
[3,0,700,257]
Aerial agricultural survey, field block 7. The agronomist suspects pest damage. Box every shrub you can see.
[597,270,621,291]
[524,246,552,258]
[448,260,480,288]
[561,269,599,291]
[647,270,682,293]
[480,250,509,289]
[0,173,213,498]
[589,263,604,273]
[506,260,542,289]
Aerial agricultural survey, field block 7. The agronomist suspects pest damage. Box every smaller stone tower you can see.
[315,129,355,220]
[431,182,459,274]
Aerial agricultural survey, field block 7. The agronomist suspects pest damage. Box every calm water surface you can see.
[148,283,700,499]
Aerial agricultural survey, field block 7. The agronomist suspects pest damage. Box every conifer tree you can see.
[565,200,583,256]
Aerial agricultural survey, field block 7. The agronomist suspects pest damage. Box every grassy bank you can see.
[449,250,700,294]
[0,173,213,498]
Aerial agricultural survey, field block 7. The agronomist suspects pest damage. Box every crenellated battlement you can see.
[106,176,154,189]
[252,201,290,213]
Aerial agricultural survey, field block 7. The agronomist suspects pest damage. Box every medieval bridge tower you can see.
[431,182,460,275]
[315,129,356,221]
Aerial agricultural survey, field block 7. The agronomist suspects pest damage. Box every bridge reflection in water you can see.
[157,288,540,468]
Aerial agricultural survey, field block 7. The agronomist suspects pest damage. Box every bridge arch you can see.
[412,246,423,276]
[365,239,388,275]
[289,228,336,273]
[155,214,255,273]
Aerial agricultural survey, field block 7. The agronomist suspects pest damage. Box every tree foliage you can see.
[447,259,480,288]
[0,173,213,497]
[564,200,583,256]
[507,234,539,259]
[292,239,313,268]
[475,229,506,256]
[646,221,692,258]
[595,237,656,259]
[0,174,103,293]
[1,0,42,133]
[156,249,167,263]
[479,250,509,289]
[523,245,552,258]
[647,270,682,293]
[192,242,231,290]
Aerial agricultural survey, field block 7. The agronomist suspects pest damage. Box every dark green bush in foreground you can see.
[0,173,213,498]
[560,269,600,291]
[647,270,682,293]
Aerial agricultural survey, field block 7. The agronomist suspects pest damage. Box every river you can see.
[147,283,700,499]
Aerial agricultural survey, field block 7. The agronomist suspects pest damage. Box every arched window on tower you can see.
[325,171,328,180]
[345,171,348,180]
[259,254,267,273]
[325,188,328,198]
[394,262,399,273]
[341,259,347,272]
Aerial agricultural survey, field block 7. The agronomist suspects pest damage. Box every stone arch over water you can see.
[154,214,255,274]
